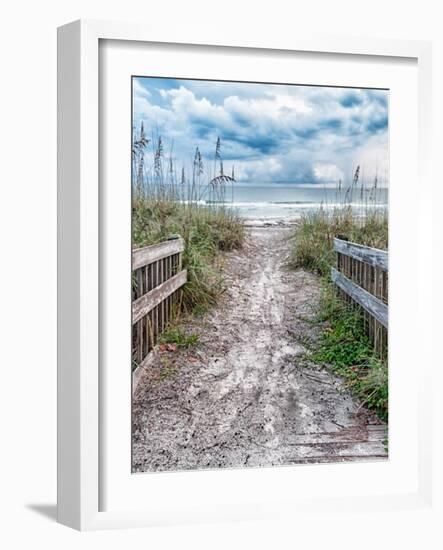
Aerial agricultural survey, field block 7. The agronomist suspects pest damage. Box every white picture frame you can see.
[57,19,433,531]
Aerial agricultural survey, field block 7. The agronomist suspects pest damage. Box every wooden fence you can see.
[132,236,187,367]
[331,238,388,357]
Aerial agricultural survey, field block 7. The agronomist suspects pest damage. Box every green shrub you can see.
[313,283,388,422]
[159,327,199,348]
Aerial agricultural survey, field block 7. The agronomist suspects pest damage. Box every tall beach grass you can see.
[291,205,388,277]
[133,197,244,312]
[132,123,244,314]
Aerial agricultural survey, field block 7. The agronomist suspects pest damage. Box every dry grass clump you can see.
[291,206,388,276]
[133,198,244,312]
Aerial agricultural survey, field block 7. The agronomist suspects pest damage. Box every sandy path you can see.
[132,227,387,472]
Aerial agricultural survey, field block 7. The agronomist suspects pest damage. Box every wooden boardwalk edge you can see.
[132,237,185,270]
[331,267,388,328]
[333,237,388,271]
[132,269,187,324]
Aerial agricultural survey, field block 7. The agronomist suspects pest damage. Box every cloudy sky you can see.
[132,77,389,185]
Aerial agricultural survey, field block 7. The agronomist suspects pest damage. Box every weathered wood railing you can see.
[132,236,187,367]
[332,238,388,357]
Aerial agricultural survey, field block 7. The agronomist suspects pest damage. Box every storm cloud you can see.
[133,77,389,184]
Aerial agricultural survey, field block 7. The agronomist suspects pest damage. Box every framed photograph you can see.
[57,19,433,530]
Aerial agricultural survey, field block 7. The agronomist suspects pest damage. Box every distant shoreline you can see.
[243,217,298,228]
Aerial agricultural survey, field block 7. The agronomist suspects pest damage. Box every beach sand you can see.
[132,225,387,472]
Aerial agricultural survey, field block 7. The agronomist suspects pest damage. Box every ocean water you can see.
[216,182,388,221]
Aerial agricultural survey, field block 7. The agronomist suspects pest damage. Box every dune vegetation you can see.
[132,125,244,314]
[292,205,388,277]
[291,175,389,422]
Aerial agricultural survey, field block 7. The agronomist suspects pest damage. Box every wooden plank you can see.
[132,237,185,271]
[132,269,187,324]
[333,238,388,272]
[362,260,368,331]
[160,258,166,331]
[137,319,143,363]
[331,267,388,328]
[163,258,169,329]
[154,261,159,342]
